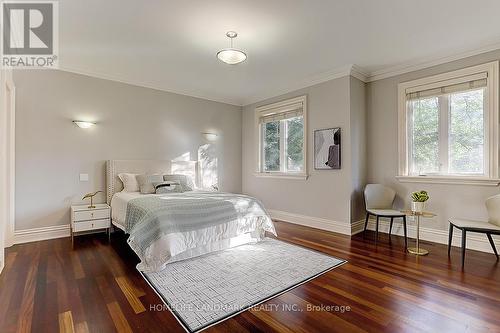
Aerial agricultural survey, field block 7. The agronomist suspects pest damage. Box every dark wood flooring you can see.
[1,221,499,333]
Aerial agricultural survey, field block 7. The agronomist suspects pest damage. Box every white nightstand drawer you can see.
[72,218,110,232]
[74,209,110,222]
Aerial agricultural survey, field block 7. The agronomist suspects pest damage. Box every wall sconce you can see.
[73,121,96,129]
[202,132,218,141]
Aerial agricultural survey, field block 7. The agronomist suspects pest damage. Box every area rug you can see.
[141,238,346,333]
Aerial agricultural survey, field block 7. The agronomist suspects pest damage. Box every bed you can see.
[106,160,276,272]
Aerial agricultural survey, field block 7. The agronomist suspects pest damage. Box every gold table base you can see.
[407,247,429,256]
[401,210,436,257]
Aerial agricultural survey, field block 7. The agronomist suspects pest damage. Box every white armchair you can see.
[364,184,407,248]
[448,194,500,268]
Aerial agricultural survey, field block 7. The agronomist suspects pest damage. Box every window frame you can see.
[255,95,308,180]
[397,61,499,186]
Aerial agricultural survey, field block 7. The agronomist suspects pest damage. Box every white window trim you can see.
[254,95,308,179]
[397,61,499,186]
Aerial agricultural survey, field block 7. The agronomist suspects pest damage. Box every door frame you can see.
[4,72,15,248]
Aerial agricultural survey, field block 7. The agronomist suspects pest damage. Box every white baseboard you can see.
[271,210,499,255]
[360,217,499,254]
[11,215,499,255]
[0,249,4,275]
[351,219,366,235]
[269,209,352,235]
[13,224,71,244]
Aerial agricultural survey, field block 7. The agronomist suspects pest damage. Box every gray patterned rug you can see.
[142,238,346,333]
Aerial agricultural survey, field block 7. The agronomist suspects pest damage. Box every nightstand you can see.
[71,203,111,248]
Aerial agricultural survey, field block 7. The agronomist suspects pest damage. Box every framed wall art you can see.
[314,127,341,170]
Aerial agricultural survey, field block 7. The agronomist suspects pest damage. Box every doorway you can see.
[0,70,15,273]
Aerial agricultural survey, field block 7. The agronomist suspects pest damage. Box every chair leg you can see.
[486,234,499,259]
[363,213,370,239]
[448,224,453,256]
[389,217,394,236]
[461,230,467,269]
[375,216,380,242]
[402,216,408,249]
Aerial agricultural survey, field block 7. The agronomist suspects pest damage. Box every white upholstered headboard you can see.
[106,160,172,204]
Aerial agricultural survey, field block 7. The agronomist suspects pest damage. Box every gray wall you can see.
[16,50,499,235]
[15,70,242,230]
[242,76,359,225]
[349,77,367,223]
[366,49,500,231]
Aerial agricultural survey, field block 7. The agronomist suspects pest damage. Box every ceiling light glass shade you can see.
[73,121,96,128]
[217,48,247,65]
[202,132,218,141]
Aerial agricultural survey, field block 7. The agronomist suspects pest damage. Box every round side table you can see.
[401,210,436,256]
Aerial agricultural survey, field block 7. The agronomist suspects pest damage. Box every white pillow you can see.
[118,173,140,192]
[137,174,164,194]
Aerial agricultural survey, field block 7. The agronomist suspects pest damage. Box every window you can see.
[255,96,307,179]
[398,62,499,185]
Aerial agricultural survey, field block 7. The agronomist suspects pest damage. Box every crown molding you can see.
[366,41,500,82]
[57,66,243,106]
[60,63,358,107]
[350,64,370,83]
[58,41,500,107]
[243,42,500,105]
[242,64,371,105]
[241,64,357,105]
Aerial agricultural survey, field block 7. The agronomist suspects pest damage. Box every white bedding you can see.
[110,191,276,271]
[111,191,146,230]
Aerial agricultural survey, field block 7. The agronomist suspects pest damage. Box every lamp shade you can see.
[217,31,247,65]
[73,121,95,128]
[217,48,247,65]
[202,132,218,141]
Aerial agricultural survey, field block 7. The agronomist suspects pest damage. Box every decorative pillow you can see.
[163,174,195,192]
[118,173,140,192]
[154,181,182,194]
[137,174,164,194]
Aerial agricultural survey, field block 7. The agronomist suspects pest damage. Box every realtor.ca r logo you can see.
[1,1,59,68]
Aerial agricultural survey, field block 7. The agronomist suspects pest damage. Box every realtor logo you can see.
[1,1,58,68]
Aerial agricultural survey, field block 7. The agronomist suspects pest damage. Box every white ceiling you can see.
[59,0,500,105]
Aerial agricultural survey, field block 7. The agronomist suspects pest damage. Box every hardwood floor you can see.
[1,220,499,333]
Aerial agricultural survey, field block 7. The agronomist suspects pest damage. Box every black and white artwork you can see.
[314,128,341,170]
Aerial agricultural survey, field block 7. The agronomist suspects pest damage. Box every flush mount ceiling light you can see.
[217,31,247,65]
[73,121,96,129]
[202,132,218,141]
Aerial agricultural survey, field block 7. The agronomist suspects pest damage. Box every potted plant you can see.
[411,190,429,213]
